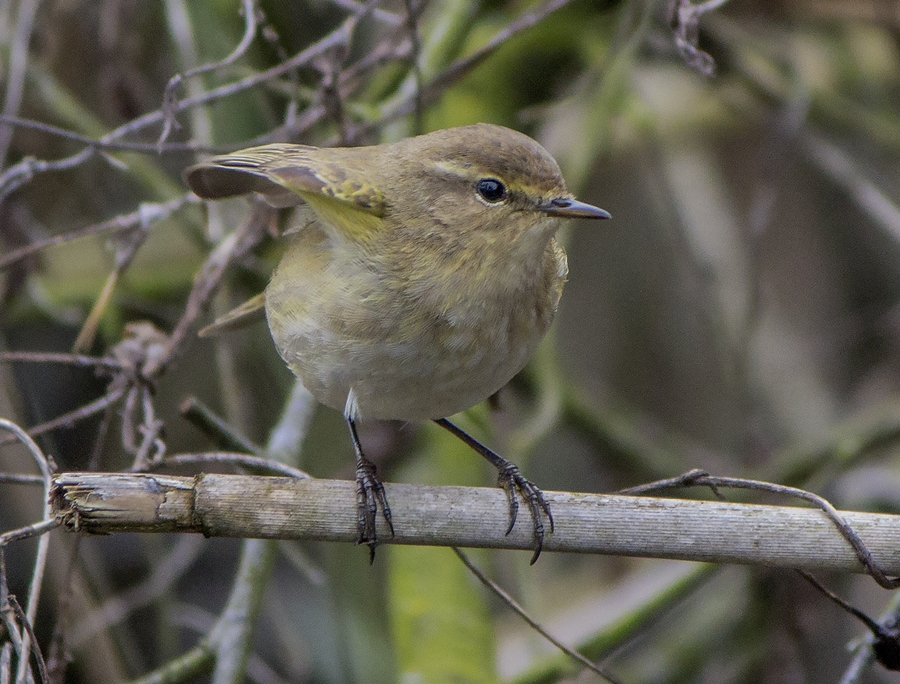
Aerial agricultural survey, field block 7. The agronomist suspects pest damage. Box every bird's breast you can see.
[265,228,566,421]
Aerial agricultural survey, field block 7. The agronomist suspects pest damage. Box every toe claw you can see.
[497,462,552,562]
[355,456,393,560]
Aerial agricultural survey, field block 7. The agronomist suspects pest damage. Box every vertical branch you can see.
[0,0,41,170]
[0,420,54,684]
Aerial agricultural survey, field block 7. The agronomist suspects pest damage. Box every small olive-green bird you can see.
[185,123,610,562]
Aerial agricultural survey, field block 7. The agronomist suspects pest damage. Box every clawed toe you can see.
[497,462,553,564]
[355,456,394,562]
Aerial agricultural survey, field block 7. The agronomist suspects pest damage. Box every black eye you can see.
[476,178,507,203]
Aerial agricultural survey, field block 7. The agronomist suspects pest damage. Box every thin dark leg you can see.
[346,416,394,563]
[433,418,553,564]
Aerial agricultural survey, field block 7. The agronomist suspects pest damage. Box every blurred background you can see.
[3,0,900,682]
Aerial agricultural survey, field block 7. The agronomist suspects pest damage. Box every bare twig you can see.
[0,351,120,371]
[323,0,403,25]
[453,548,622,683]
[799,571,900,674]
[0,519,60,547]
[0,0,41,169]
[373,0,579,129]
[0,17,352,202]
[179,397,264,456]
[159,0,259,149]
[5,594,49,684]
[0,115,206,153]
[71,200,169,355]
[0,194,198,271]
[0,387,126,447]
[0,419,54,684]
[141,202,273,379]
[621,470,900,588]
[132,452,310,480]
[797,571,884,636]
[0,474,45,486]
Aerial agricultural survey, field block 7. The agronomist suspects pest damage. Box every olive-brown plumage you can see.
[185,124,610,561]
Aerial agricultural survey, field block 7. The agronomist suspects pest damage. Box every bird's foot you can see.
[355,455,394,563]
[496,461,554,564]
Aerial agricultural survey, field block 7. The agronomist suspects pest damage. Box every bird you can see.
[184,123,610,562]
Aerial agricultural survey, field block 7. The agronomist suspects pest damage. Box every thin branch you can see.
[0,115,207,153]
[323,0,403,25]
[372,0,579,129]
[159,0,259,148]
[453,548,621,683]
[141,202,273,379]
[0,0,41,169]
[132,453,310,480]
[0,17,353,202]
[5,594,49,684]
[0,474,46,486]
[0,387,125,447]
[668,0,732,76]
[0,194,198,271]
[0,519,60,547]
[0,351,120,370]
[797,571,883,635]
[0,419,54,684]
[113,14,355,143]
[0,146,95,204]
[179,397,263,456]
[621,470,900,588]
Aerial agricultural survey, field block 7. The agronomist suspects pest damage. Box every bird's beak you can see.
[539,197,611,220]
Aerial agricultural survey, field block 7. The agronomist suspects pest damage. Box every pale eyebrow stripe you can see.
[432,161,550,198]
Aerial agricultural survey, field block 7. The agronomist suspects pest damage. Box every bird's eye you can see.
[476,178,507,203]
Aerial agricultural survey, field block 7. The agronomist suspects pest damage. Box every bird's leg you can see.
[346,416,394,562]
[433,418,553,564]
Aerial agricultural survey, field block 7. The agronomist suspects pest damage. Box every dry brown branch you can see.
[49,472,900,574]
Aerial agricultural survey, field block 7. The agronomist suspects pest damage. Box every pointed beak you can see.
[538,197,611,220]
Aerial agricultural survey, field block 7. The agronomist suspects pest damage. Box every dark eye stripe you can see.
[476,178,507,203]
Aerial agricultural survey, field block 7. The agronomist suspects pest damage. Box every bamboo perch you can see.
[49,472,900,574]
